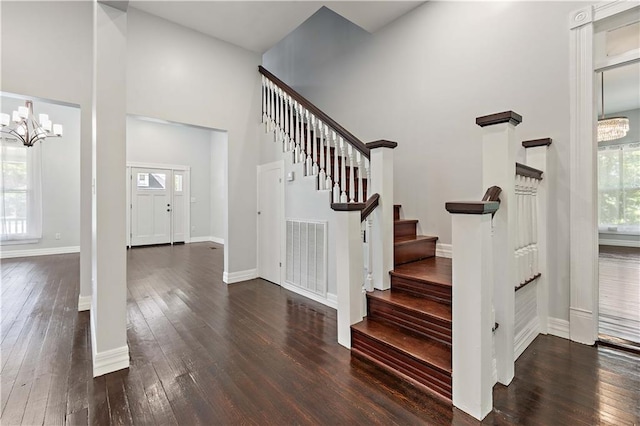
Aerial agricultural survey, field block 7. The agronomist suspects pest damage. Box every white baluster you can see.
[364,158,370,201]
[280,96,289,152]
[366,217,374,291]
[318,119,326,190]
[332,129,340,203]
[348,145,355,203]
[340,137,348,203]
[357,151,364,203]
[287,97,295,151]
[314,118,321,177]
[266,81,272,132]
[262,76,267,127]
[323,123,331,190]
[305,111,312,176]
[532,179,539,276]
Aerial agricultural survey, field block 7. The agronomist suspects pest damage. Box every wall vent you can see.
[286,219,327,297]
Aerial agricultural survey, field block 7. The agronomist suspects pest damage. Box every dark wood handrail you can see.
[360,193,380,222]
[482,186,502,202]
[516,162,543,180]
[259,66,370,159]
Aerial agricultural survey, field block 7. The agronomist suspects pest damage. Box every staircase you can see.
[351,204,453,401]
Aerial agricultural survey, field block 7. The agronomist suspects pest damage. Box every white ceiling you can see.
[130,1,424,53]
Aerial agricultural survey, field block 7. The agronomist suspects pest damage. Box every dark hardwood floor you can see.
[1,243,639,425]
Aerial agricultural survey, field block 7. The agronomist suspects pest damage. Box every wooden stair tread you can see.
[391,257,452,287]
[395,219,418,225]
[394,235,438,245]
[351,319,451,375]
[368,290,451,323]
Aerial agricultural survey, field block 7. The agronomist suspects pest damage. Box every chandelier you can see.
[0,100,63,147]
[597,72,629,142]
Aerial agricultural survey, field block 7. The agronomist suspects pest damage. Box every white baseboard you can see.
[90,310,129,377]
[569,307,596,344]
[223,269,258,284]
[515,316,540,360]
[436,242,452,258]
[93,345,130,377]
[78,295,91,312]
[547,317,570,340]
[0,245,80,259]
[281,281,337,309]
[599,238,640,248]
[189,236,224,244]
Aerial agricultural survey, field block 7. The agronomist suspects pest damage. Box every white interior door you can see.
[258,164,282,285]
[131,167,172,246]
[172,170,186,243]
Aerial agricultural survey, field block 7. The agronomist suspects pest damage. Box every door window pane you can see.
[137,172,166,190]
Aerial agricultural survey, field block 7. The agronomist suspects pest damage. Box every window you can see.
[1,141,42,242]
[598,143,640,234]
[136,172,166,190]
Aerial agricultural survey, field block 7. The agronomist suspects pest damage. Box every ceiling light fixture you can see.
[0,100,63,147]
[597,72,629,142]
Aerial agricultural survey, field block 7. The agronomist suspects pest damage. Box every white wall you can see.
[127,7,261,275]
[127,116,220,240]
[0,97,81,253]
[262,1,593,321]
[1,0,93,300]
[210,130,227,242]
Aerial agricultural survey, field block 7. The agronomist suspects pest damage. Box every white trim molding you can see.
[598,238,640,248]
[436,242,452,259]
[93,345,130,378]
[547,317,570,340]
[223,269,258,284]
[568,1,638,346]
[569,3,598,346]
[78,295,91,312]
[189,236,224,244]
[281,280,338,310]
[90,310,130,377]
[0,245,80,259]
[514,316,540,361]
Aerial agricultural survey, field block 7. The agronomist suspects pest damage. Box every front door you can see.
[131,167,172,246]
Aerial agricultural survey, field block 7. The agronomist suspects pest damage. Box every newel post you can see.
[333,204,366,348]
[446,201,499,421]
[523,138,552,334]
[477,111,522,386]
[367,140,397,290]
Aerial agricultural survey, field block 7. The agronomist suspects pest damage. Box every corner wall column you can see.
[91,1,129,377]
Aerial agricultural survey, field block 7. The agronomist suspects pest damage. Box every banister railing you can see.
[259,66,370,158]
[260,66,395,349]
[260,66,373,205]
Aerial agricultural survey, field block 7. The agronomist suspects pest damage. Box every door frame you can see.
[256,160,285,285]
[126,162,191,247]
[568,1,639,344]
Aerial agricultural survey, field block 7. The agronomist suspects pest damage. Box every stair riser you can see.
[367,298,451,345]
[351,331,452,400]
[394,240,436,266]
[394,222,417,238]
[391,275,451,304]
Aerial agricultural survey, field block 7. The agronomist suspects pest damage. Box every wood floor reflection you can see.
[599,245,640,344]
[1,243,639,425]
